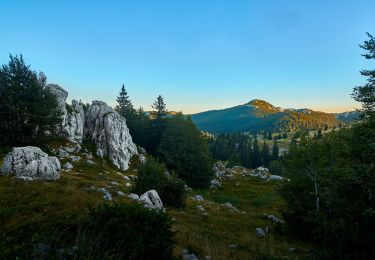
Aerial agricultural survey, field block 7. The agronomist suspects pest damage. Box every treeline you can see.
[209,133,282,174]
[279,33,375,258]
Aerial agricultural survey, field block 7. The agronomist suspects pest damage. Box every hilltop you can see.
[191,99,354,134]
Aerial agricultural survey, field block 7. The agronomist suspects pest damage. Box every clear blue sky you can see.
[1,1,374,113]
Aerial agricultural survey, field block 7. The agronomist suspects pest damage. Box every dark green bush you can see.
[0,203,175,259]
[133,157,187,208]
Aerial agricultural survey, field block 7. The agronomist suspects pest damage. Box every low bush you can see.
[0,203,175,259]
[133,157,187,208]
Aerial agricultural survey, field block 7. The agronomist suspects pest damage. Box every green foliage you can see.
[261,141,270,167]
[0,55,63,145]
[0,203,175,259]
[158,115,213,188]
[133,157,187,208]
[279,128,375,258]
[272,140,279,160]
[353,33,375,118]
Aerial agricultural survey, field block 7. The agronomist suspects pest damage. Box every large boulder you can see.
[1,146,61,180]
[84,101,137,170]
[140,190,163,210]
[46,84,85,143]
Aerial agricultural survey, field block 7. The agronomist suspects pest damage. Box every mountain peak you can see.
[246,99,281,113]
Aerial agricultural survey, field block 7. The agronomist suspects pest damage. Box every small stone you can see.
[86,159,94,165]
[229,244,238,249]
[98,187,112,201]
[109,181,118,186]
[256,227,266,237]
[196,205,205,211]
[117,191,125,196]
[69,155,81,162]
[63,162,73,171]
[193,195,204,201]
[128,193,140,201]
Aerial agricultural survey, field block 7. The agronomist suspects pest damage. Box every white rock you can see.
[139,190,163,210]
[128,193,140,201]
[138,154,146,164]
[193,195,204,201]
[57,148,70,158]
[69,155,81,162]
[86,159,94,165]
[125,182,132,188]
[117,191,126,196]
[84,101,138,170]
[98,187,112,201]
[255,227,266,237]
[268,175,284,181]
[63,162,73,171]
[47,85,85,143]
[196,205,205,211]
[1,147,60,180]
[210,179,221,188]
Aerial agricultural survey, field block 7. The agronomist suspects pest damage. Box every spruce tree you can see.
[152,95,168,120]
[272,140,279,160]
[261,141,270,167]
[251,138,261,168]
[116,84,134,119]
[0,54,62,145]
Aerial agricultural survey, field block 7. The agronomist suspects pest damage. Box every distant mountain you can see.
[191,99,345,134]
[335,111,361,123]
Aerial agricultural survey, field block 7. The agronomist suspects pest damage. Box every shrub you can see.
[0,203,175,259]
[133,157,187,208]
[158,115,213,188]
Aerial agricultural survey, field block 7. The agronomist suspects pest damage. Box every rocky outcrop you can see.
[46,84,137,171]
[47,84,85,143]
[140,190,163,210]
[1,147,61,180]
[84,101,137,170]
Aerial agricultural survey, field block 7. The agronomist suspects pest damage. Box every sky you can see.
[0,1,374,114]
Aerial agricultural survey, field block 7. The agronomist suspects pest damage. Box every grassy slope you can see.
[0,141,312,259]
[169,170,313,259]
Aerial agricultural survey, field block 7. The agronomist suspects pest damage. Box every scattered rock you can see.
[98,188,112,201]
[182,249,198,260]
[193,195,204,201]
[268,175,284,181]
[138,154,146,164]
[17,176,34,181]
[184,184,192,191]
[57,148,70,158]
[117,191,125,196]
[125,182,132,188]
[140,190,163,210]
[196,205,205,211]
[69,155,81,162]
[210,178,221,188]
[82,153,93,160]
[63,162,73,171]
[128,193,140,201]
[222,202,240,213]
[86,159,94,165]
[229,244,238,249]
[264,213,285,224]
[108,181,118,186]
[255,227,266,237]
[1,146,61,180]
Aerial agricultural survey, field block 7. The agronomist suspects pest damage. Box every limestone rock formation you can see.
[84,101,137,170]
[47,84,85,143]
[140,190,164,210]
[1,146,61,180]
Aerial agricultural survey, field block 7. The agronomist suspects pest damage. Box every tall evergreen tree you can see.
[261,141,270,167]
[0,54,63,145]
[116,84,135,118]
[152,95,168,120]
[353,33,375,118]
[272,140,279,160]
[251,138,261,168]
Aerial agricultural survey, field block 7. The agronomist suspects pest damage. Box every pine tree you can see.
[116,84,134,118]
[0,54,63,145]
[251,138,261,168]
[152,95,168,120]
[261,141,270,167]
[272,140,279,160]
[353,33,375,118]
[316,128,323,139]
